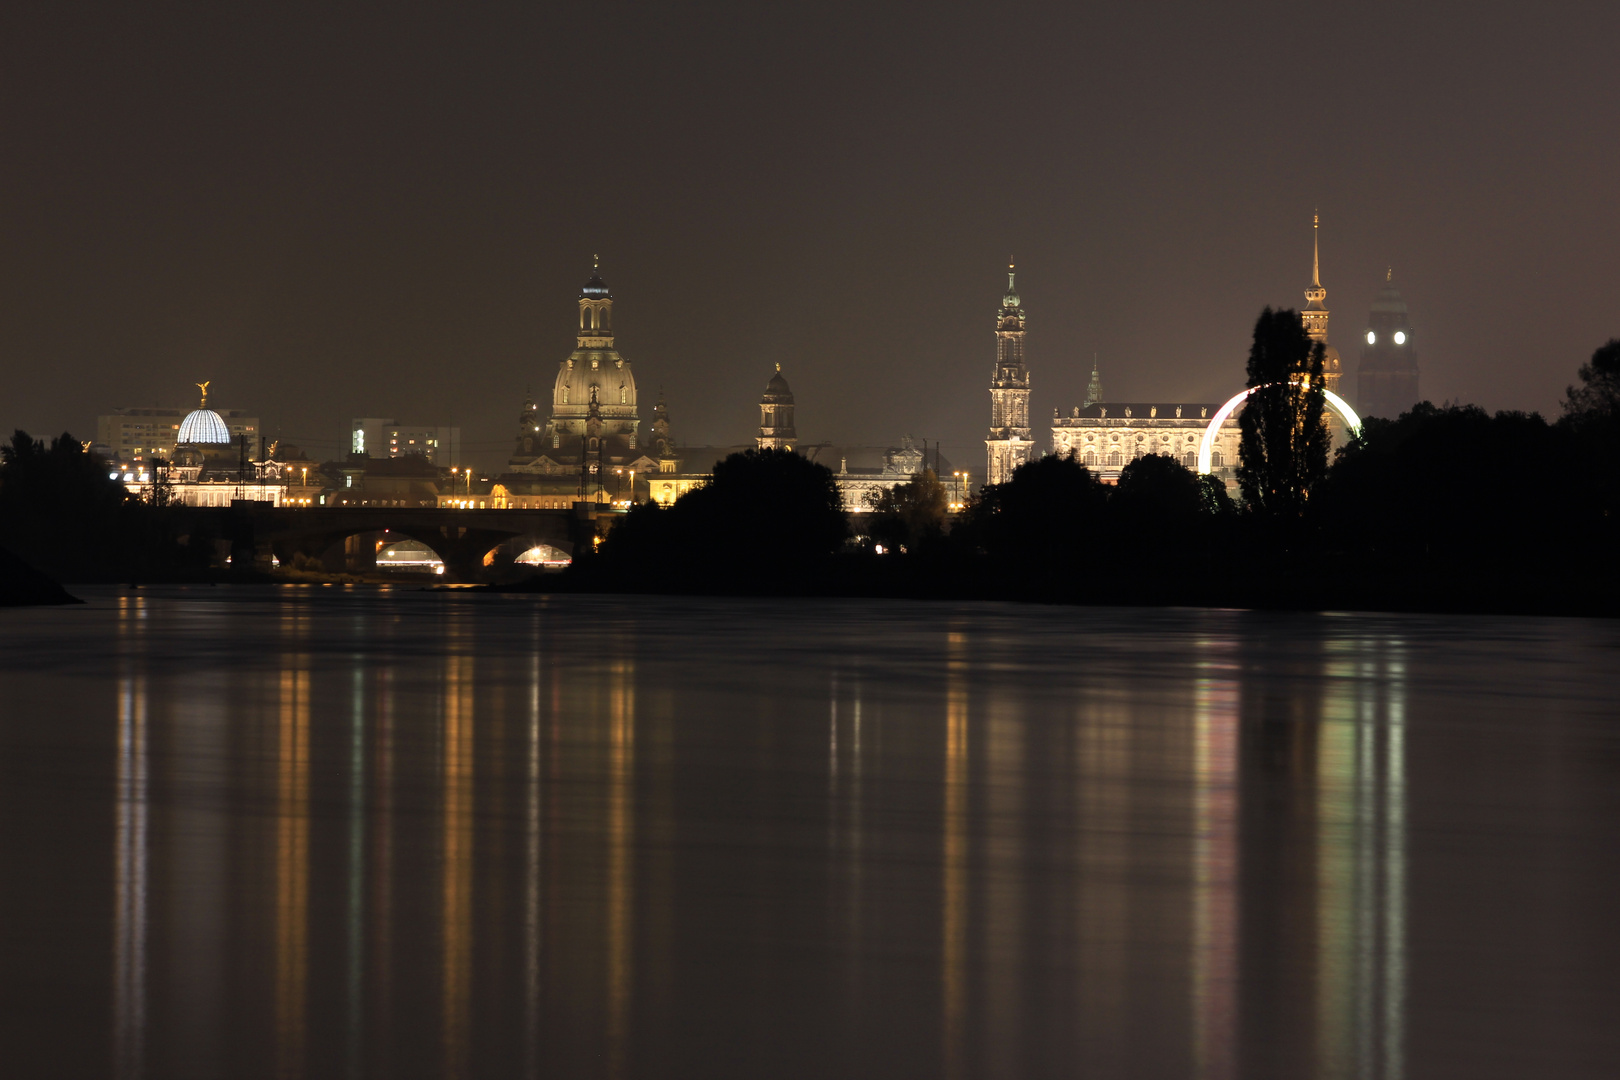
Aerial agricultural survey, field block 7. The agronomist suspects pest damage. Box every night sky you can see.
[3,1,1616,470]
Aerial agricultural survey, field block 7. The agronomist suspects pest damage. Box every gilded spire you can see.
[1312,211,1321,288]
[1008,259,1015,291]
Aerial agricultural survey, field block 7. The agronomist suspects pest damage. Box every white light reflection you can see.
[113,647,148,1080]
[1316,634,1407,1080]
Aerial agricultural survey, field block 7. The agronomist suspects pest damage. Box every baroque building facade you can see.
[1051,395,1239,486]
[985,265,1033,485]
[1357,270,1420,419]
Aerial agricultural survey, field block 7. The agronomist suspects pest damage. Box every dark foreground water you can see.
[1,587,1617,1079]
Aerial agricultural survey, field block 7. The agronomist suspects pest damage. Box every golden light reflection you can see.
[1074,692,1128,1062]
[984,697,1025,1069]
[942,631,969,1080]
[442,651,474,1080]
[276,641,310,1080]
[113,643,148,1080]
[346,666,366,1077]
[605,659,636,1078]
[524,648,543,1080]
[1192,660,1239,1080]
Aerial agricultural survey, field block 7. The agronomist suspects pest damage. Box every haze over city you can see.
[3,1,1615,470]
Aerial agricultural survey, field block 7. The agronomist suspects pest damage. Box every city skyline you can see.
[3,2,1615,468]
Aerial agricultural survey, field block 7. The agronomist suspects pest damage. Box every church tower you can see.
[1357,269,1420,419]
[509,258,642,470]
[1302,214,1343,395]
[757,365,797,451]
[985,264,1033,485]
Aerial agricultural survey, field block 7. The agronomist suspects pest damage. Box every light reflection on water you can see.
[4,588,1618,1079]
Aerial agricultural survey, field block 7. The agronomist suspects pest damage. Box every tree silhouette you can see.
[591,448,847,590]
[0,431,145,580]
[959,453,1107,573]
[1236,308,1329,518]
[1564,338,1620,419]
[869,468,947,552]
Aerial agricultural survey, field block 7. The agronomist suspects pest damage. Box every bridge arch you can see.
[1197,385,1361,475]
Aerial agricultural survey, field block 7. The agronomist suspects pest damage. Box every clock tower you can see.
[1357,269,1420,419]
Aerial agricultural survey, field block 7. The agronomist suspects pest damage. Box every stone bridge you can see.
[173,503,602,582]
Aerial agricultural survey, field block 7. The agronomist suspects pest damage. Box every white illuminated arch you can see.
[1197,385,1362,475]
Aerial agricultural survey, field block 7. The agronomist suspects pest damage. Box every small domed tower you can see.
[758,365,797,451]
[1302,214,1343,396]
[1357,269,1420,419]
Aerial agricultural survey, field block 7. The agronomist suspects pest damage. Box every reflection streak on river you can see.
[1,589,1617,1080]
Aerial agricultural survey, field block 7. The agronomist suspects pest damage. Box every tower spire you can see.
[1312,211,1321,288]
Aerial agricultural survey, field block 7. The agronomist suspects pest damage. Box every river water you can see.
[0,587,1616,1079]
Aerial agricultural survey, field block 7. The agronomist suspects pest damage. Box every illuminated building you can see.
[1357,270,1421,419]
[985,264,1033,485]
[112,383,286,505]
[806,440,968,513]
[1052,393,1239,486]
[350,418,460,465]
[96,381,258,463]
[1302,213,1343,396]
[503,262,657,506]
[757,366,797,450]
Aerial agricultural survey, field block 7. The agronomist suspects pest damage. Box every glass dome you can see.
[177,408,231,445]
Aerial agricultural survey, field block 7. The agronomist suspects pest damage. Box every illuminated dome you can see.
[581,272,611,298]
[553,355,637,417]
[177,407,230,445]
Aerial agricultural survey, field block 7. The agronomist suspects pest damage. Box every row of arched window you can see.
[1078,449,1224,469]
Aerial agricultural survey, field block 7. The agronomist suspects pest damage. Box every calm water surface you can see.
[1,587,1616,1079]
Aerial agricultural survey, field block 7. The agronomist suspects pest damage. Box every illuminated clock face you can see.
[1366,331,1376,345]
[1394,331,1407,345]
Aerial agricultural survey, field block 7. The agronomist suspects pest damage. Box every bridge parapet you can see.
[167,504,611,582]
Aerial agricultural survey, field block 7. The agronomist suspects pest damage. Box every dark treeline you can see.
[573,328,1620,615]
[0,431,206,586]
